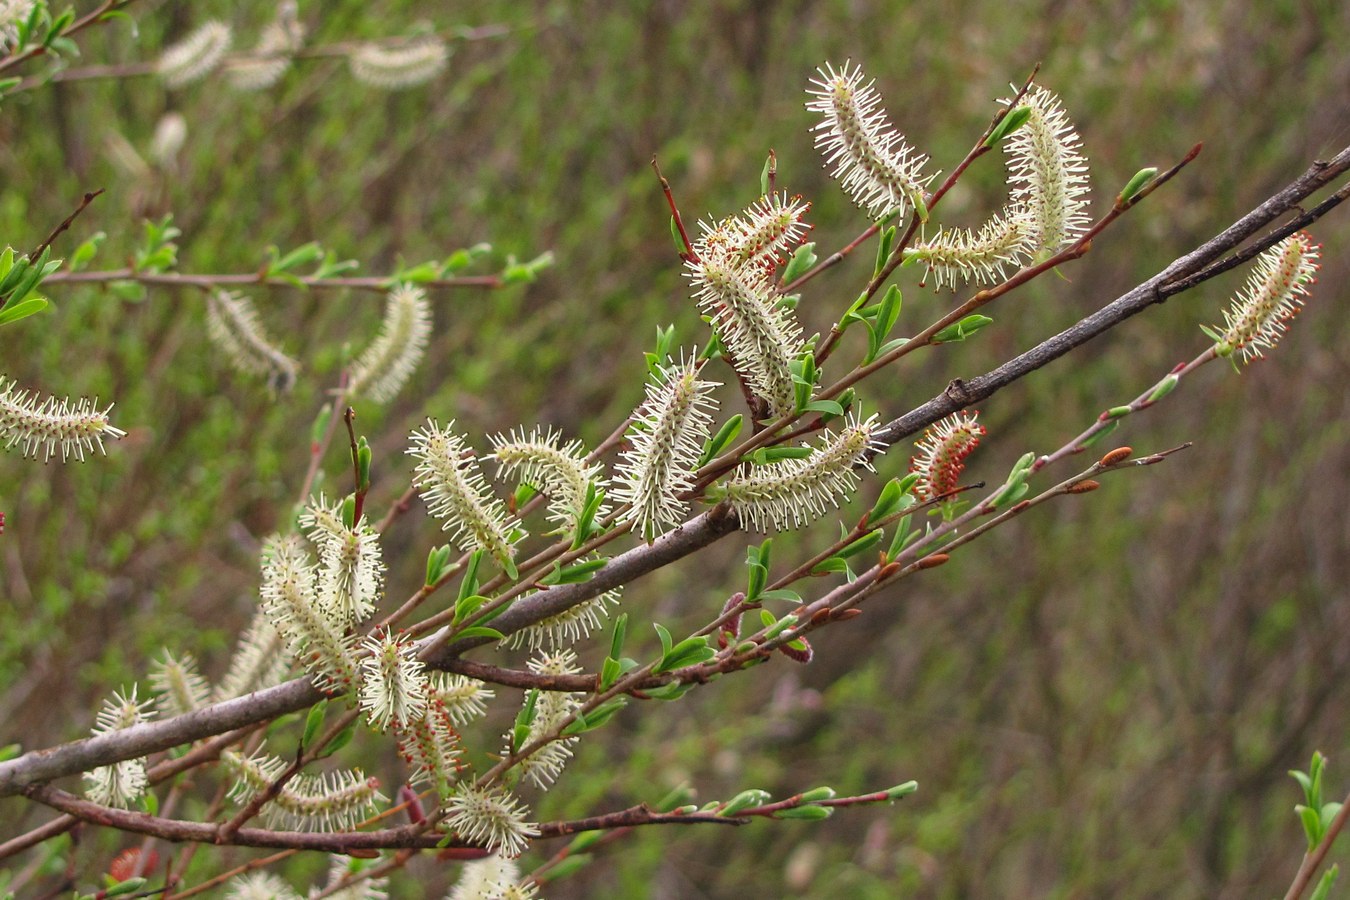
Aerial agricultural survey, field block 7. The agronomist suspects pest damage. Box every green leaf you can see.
[798,786,837,802]
[609,613,628,660]
[760,153,773,196]
[870,479,905,522]
[1311,865,1339,900]
[1300,804,1323,850]
[758,588,801,603]
[1079,420,1119,448]
[719,789,772,816]
[320,717,359,758]
[561,697,628,736]
[0,296,48,326]
[0,743,20,762]
[1118,166,1158,204]
[542,557,609,585]
[802,399,845,417]
[454,626,505,643]
[670,216,686,257]
[837,530,883,559]
[512,690,539,751]
[457,551,485,604]
[933,314,995,343]
[886,780,919,799]
[567,830,605,853]
[69,231,105,272]
[599,656,623,691]
[781,242,817,284]
[301,699,328,750]
[985,105,1033,147]
[874,225,896,276]
[442,243,492,274]
[747,446,814,464]
[698,415,743,467]
[1148,374,1180,402]
[272,241,324,273]
[644,680,696,700]
[425,545,452,587]
[104,878,148,897]
[541,854,592,881]
[653,623,674,659]
[773,805,833,820]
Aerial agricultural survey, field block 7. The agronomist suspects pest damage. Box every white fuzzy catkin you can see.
[722,414,882,531]
[688,250,801,417]
[149,650,210,716]
[490,426,607,533]
[357,631,429,731]
[0,375,126,463]
[83,687,154,809]
[444,784,538,858]
[299,494,386,627]
[613,356,719,541]
[1213,232,1320,363]
[258,535,358,695]
[158,21,233,88]
[408,420,519,573]
[348,284,433,403]
[908,209,1034,290]
[348,37,449,89]
[225,11,305,92]
[206,291,299,392]
[223,749,385,832]
[1003,85,1092,256]
[806,60,931,220]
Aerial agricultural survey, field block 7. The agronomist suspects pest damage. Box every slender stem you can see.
[1283,790,1350,900]
[46,268,501,292]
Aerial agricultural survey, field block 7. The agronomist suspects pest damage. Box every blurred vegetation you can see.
[1,0,1349,896]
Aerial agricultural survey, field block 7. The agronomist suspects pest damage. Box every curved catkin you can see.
[0,375,126,463]
[222,749,385,832]
[1214,232,1320,363]
[1004,85,1091,256]
[213,610,291,701]
[508,651,583,789]
[696,193,813,273]
[722,414,882,531]
[491,427,607,532]
[397,698,464,793]
[908,209,1034,290]
[910,411,986,502]
[149,651,210,717]
[408,420,519,572]
[299,494,386,626]
[444,784,538,858]
[224,12,305,92]
[613,356,719,541]
[347,284,433,403]
[357,632,429,732]
[83,687,154,809]
[689,252,801,418]
[348,37,449,89]
[507,586,621,652]
[258,536,358,695]
[158,21,233,88]
[206,291,299,392]
[806,61,930,220]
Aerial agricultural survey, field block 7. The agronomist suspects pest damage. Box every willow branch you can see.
[0,143,1345,800]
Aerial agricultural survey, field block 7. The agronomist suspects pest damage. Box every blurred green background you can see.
[1,0,1349,896]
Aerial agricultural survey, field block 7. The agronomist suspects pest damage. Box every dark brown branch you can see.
[28,190,103,264]
[24,784,491,855]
